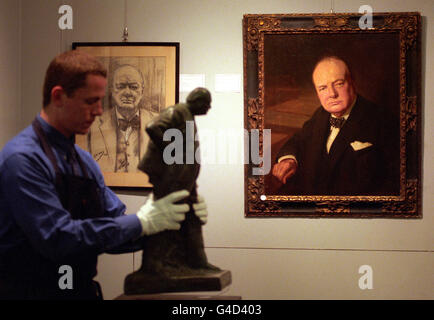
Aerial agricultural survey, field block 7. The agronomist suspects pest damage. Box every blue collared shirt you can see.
[0,115,142,263]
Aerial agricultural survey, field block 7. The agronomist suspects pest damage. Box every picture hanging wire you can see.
[122,0,129,42]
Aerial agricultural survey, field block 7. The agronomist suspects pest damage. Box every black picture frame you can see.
[72,42,180,187]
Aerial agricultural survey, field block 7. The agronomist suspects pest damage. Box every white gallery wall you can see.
[3,0,433,299]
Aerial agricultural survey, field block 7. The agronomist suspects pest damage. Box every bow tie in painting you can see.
[329,116,345,129]
[118,115,140,131]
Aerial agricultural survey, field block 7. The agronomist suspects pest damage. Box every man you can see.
[272,56,399,195]
[87,64,156,172]
[0,50,204,299]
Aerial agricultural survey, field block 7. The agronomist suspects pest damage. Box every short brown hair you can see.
[42,50,107,107]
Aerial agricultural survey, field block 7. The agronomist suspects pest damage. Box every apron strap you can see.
[32,118,62,176]
[32,117,89,179]
[70,144,90,179]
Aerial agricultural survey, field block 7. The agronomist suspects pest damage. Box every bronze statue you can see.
[124,88,231,294]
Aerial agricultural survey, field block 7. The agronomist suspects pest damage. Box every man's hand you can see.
[193,195,208,225]
[136,190,190,236]
[272,159,297,184]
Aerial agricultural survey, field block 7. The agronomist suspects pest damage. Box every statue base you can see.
[124,267,232,295]
[123,206,232,295]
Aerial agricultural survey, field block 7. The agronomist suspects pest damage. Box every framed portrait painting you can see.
[72,42,179,187]
[243,13,422,218]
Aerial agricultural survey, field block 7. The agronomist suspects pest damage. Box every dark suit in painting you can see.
[277,95,400,195]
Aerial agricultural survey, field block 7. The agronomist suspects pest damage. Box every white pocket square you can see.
[350,141,373,151]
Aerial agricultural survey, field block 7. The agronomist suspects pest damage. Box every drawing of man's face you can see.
[112,65,144,116]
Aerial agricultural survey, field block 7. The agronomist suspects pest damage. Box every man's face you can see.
[112,66,144,113]
[59,74,106,137]
[312,59,356,117]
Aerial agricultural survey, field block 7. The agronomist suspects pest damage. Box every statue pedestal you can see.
[116,288,240,300]
[124,268,231,295]
[123,213,232,296]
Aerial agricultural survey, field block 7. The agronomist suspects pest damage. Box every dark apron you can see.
[0,118,105,300]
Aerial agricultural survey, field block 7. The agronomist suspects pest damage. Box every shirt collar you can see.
[36,114,75,151]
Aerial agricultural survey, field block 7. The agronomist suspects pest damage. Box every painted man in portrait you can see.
[271,55,400,196]
[87,64,157,172]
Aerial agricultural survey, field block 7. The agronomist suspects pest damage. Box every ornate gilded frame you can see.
[243,13,422,218]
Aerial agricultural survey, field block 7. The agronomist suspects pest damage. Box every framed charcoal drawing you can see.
[243,13,422,218]
[72,42,179,187]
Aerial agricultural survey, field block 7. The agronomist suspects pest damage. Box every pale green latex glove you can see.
[137,190,190,236]
[193,195,208,225]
